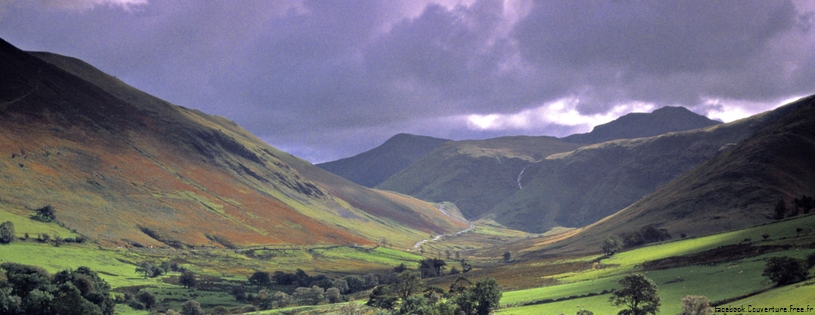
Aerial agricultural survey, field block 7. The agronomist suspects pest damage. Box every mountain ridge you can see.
[561,106,722,143]
[317,133,450,187]
[0,37,468,248]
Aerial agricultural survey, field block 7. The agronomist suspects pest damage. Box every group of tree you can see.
[31,205,56,223]
[602,225,671,255]
[0,263,115,315]
[367,271,502,315]
[135,261,182,279]
[762,255,811,286]
[574,274,718,315]
[774,195,815,220]
[419,258,447,278]
[239,268,384,310]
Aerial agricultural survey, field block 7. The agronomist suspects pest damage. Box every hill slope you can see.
[561,106,722,143]
[533,95,815,255]
[377,136,584,219]
[0,38,467,248]
[377,107,725,223]
[485,110,778,232]
[317,133,450,187]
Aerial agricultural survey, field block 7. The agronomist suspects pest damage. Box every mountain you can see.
[317,133,450,187]
[376,107,726,223]
[484,106,784,232]
[0,38,468,248]
[561,106,722,143]
[535,95,815,255]
[377,136,584,219]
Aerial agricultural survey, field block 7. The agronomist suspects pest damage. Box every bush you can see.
[0,221,14,244]
[33,205,56,222]
[180,300,204,315]
[762,257,808,286]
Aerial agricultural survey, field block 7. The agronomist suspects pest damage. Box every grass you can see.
[493,214,815,315]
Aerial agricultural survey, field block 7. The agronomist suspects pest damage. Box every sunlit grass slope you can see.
[0,39,468,250]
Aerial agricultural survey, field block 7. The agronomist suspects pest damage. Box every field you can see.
[2,201,815,314]
[494,214,815,314]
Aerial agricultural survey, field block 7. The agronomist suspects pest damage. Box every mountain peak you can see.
[561,106,721,144]
[318,134,450,187]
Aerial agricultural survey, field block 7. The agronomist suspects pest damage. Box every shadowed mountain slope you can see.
[377,107,726,223]
[561,106,722,144]
[0,38,467,248]
[532,95,815,255]
[377,136,584,219]
[486,107,783,232]
[317,133,450,187]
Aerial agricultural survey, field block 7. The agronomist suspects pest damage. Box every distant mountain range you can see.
[321,90,814,243]
[317,133,450,187]
[0,38,468,248]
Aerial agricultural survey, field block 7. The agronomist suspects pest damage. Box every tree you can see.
[367,285,398,310]
[248,271,271,287]
[179,271,196,288]
[608,273,660,315]
[762,256,808,286]
[397,295,432,315]
[211,306,229,315]
[773,199,788,220]
[577,310,595,315]
[419,258,446,278]
[135,291,156,310]
[0,222,14,244]
[272,291,292,308]
[448,277,472,297]
[325,287,342,303]
[34,205,56,222]
[1,286,22,315]
[679,295,713,315]
[180,300,204,315]
[470,278,502,315]
[293,286,324,305]
[503,251,512,262]
[602,235,623,256]
[254,289,274,310]
[392,271,423,300]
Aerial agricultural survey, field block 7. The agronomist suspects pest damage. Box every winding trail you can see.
[414,204,475,248]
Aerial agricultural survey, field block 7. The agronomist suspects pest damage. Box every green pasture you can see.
[497,215,815,315]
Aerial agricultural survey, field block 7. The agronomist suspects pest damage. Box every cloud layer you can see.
[1,0,813,162]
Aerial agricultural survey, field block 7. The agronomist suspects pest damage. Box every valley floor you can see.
[2,203,814,315]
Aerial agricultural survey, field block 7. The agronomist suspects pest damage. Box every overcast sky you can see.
[1,0,813,163]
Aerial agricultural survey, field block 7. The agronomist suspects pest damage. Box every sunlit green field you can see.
[496,215,815,315]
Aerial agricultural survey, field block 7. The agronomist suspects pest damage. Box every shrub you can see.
[0,221,14,244]
[762,257,808,286]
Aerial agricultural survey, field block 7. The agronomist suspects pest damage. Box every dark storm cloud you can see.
[0,0,813,162]
[513,0,813,113]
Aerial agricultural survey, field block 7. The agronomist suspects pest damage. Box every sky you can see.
[1,0,813,163]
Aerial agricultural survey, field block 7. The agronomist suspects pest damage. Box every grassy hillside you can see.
[0,38,467,249]
[537,95,815,255]
[489,214,815,314]
[485,108,777,232]
[317,133,450,187]
[378,136,583,219]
